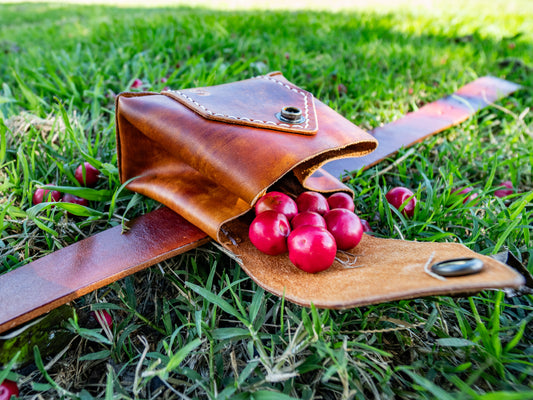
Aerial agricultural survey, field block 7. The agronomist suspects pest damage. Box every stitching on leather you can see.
[167,75,315,130]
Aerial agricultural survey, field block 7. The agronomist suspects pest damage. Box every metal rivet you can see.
[430,257,484,277]
[276,106,305,124]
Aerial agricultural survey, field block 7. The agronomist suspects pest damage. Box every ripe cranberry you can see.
[131,78,143,89]
[291,211,326,230]
[255,191,298,220]
[32,186,62,205]
[337,83,348,95]
[494,181,513,198]
[324,208,364,250]
[296,191,330,215]
[453,187,479,204]
[288,226,337,273]
[91,309,113,329]
[249,210,291,255]
[0,379,19,400]
[75,162,99,187]
[327,192,355,212]
[63,193,89,207]
[360,219,372,233]
[385,187,417,217]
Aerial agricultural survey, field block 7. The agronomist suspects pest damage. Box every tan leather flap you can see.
[222,218,525,309]
[162,74,319,135]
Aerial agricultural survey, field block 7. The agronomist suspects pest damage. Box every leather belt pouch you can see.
[116,72,524,308]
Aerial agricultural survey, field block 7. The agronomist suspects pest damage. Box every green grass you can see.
[0,1,532,398]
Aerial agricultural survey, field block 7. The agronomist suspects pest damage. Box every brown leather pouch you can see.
[116,72,524,308]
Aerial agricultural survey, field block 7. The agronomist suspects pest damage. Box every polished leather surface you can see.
[0,207,208,334]
[163,73,319,135]
[323,76,522,177]
[116,73,377,241]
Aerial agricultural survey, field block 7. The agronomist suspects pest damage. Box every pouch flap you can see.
[162,74,318,135]
[222,219,525,309]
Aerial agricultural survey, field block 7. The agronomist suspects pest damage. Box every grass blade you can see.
[185,281,246,324]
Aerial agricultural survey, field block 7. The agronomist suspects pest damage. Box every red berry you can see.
[324,208,364,250]
[249,210,291,255]
[288,226,337,273]
[0,379,19,400]
[291,211,326,230]
[296,191,330,215]
[32,186,62,205]
[494,181,513,198]
[385,187,417,217]
[360,219,372,233]
[63,193,89,207]
[131,78,143,89]
[453,187,479,204]
[91,309,113,329]
[327,192,355,212]
[337,83,347,95]
[75,162,99,187]
[255,191,298,220]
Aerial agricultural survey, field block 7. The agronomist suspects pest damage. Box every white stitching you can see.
[167,75,315,130]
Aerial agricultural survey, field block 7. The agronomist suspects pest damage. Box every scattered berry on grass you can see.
[385,187,417,217]
[494,181,513,198]
[75,162,99,187]
[130,78,143,89]
[32,186,62,205]
[63,193,89,207]
[0,379,19,400]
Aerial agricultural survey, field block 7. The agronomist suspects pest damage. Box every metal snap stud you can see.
[276,106,305,124]
[430,257,484,277]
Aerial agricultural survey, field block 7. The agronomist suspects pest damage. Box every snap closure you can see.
[430,257,484,277]
[276,106,306,124]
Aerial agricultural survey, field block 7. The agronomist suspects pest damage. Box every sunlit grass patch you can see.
[0,1,532,398]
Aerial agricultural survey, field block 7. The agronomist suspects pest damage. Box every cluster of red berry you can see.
[247,179,517,274]
[248,191,370,273]
[32,162,100,206]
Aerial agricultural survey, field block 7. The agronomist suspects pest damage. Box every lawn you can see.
[0,1,532,399]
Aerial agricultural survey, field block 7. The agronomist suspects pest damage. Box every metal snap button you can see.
[430,257,484,277]
[276,106,305,124]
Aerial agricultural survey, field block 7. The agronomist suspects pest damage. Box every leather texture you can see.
[223,218,524,308]
[0,74,524,333]
[324,76,522,177]
[163,73,319,135]
[0,207,208,333]
[116,72,378,242]
[114,72,524,310]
